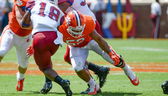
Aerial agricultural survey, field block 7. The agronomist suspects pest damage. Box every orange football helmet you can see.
[65,10,86,38]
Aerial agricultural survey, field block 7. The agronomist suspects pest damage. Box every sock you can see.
[88,62,101,74]
[45,76,52,82]
[54,75,63,85]
[122,64,136,80]
[88,78,96,89]
[16,72,24,81]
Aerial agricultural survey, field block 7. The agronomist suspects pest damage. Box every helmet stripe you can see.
[73,10,81,26]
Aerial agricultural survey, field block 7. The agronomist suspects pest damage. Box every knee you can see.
[43,68,50,74]
[18,58,28,68]
[73,64,84,72]
[0,49,8,57]
[19,63,28,69]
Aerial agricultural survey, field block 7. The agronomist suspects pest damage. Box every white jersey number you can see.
[38,2,60,22]
[66,38,85,46]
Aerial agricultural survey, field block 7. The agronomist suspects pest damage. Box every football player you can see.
[0,0,32,91]
[41,0,110,94]
[59,0,109,87]
[58,10,140,94]
[20,0,72,96]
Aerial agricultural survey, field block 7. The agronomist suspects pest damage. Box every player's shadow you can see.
[95,92,142,96]
[26,91,142,96]
[3,91,142,96]
[24,91,81,95]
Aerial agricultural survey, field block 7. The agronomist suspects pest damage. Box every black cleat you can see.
[161,81,168,94]
[96,66,110,88]
[40,82,52,94]
[60,80,72,96]
[80,87,90,94]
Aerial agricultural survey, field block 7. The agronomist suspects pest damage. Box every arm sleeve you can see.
[88,17,96,34]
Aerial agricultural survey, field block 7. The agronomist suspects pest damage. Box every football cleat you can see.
[60,80,72,96]
[87,86,97,95]
[40,82,52,94]
[96,66,110,88]
[128,76,140,86]
[80,87,90,94]
[81,84,100,95]
[16,79,24,91]
[161,81,168,94]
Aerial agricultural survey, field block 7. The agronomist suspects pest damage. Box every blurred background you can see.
[0,0,168,39]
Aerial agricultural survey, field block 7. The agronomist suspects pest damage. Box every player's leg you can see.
[0,26,14,62]
[64,45,109,88]
[15,34,31,91]
[33,32,72,96]
[86,61,110,88]
[89,40,139,86]
[69,46,100,95]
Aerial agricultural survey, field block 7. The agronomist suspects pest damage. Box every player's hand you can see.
[26,45,34,57]
[108,48,120,66]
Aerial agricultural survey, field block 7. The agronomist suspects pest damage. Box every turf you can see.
[0,39,168,96]
[0,73,168,96]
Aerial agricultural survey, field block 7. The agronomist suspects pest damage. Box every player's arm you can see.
[20,10,32,29]
[15,5,26,24]
[15,0,34,29]
[89,30,111,54]
[89,30,121,65]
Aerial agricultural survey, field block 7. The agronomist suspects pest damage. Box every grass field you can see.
[0,39,168,96]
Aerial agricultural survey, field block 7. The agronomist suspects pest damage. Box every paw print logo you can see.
[65,16,71,25]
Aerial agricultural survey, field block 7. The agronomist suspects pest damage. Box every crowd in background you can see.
[0,0,12,33]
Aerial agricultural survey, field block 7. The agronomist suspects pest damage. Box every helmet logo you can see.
[65,16,71,25]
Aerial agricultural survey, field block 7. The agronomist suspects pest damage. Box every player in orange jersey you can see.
[58,10,140,94]
[41,0,110,93]
[0,0,32,91]
[58,0,109,89]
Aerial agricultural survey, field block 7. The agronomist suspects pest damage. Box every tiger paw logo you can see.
[65,16,71,25]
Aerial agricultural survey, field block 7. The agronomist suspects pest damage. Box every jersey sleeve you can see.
[86,16,96,34]
[58,24,66,34]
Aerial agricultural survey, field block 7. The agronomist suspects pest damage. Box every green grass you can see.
[0,39,168,96]
[0,73,168,96]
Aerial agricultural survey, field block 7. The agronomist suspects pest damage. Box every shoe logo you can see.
[134,79,139,84]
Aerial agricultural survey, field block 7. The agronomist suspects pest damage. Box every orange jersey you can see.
[8,0,32,37]
[59,15,95,47]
